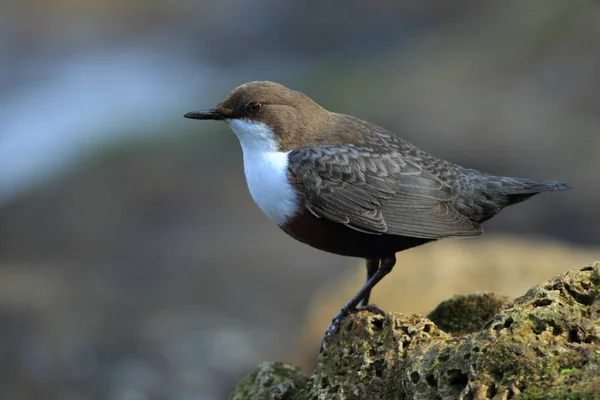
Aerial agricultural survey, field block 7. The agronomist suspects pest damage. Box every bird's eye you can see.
[246,101,261,114]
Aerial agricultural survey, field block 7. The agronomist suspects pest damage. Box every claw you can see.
[319,304,386,352]
[320,314,343,353]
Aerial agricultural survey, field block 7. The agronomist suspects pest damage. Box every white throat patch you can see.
[227,119,299,226]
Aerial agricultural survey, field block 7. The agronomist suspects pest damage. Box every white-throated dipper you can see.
[184,81,570,345]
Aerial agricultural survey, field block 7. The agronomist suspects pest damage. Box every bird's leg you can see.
[321,256,396,351]
[360,258,380,307]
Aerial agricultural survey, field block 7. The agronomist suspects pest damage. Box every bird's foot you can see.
[320,310,345,352]
[319,304,385,352]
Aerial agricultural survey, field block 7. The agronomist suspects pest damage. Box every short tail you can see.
[496,177,571,206]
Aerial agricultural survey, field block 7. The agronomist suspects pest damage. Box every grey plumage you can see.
[288,142,570,240]
[289,145,482,239]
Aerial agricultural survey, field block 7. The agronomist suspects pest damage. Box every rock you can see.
[229,362,307,400]
[230,262,600,399]
[427,293,508,335]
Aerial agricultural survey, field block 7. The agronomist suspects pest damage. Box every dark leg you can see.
[321,255,396,350]
[360,258,380,307]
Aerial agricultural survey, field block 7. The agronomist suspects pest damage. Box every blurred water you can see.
[0,46,217,204]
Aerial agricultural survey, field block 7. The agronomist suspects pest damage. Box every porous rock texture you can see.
[230,262,600,399]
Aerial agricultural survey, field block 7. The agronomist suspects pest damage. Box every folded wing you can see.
[288,145,482,239]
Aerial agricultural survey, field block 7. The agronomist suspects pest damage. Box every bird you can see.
[184,81,570,344]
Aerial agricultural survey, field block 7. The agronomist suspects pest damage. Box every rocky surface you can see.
[427,293,508,335]
[231,262,600,399]
[229,362,307,400]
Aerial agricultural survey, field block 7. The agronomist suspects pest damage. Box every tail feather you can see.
[500,178,571,195]
[496,177,571,206]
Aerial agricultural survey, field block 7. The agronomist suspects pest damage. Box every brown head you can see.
[184,81,363,151]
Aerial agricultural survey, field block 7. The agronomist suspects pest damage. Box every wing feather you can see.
[288,145,482,239]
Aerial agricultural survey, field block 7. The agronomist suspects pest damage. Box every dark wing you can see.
[288,145,482,239]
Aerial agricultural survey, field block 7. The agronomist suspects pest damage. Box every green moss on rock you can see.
[229,361,307,400]
[427,292,508,335]
[230,262,600,399]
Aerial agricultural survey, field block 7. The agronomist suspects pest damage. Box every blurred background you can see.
[1,0,599,399]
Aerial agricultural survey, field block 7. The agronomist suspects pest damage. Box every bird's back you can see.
[325,113,570,225]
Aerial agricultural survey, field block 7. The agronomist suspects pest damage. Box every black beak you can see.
[183,108,224,120]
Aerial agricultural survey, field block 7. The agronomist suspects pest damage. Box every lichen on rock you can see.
[230,262,600,400]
